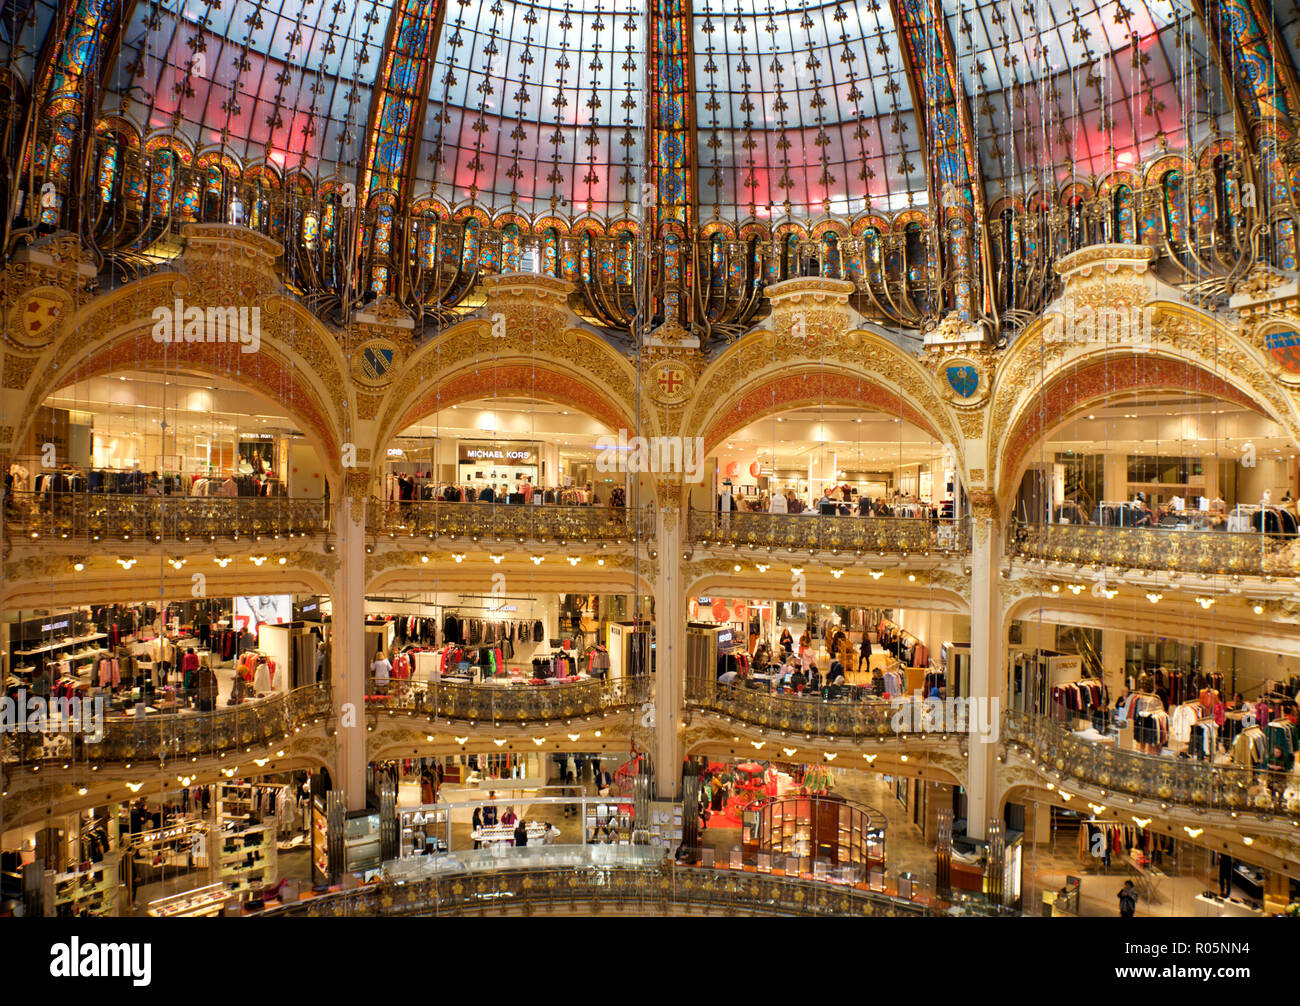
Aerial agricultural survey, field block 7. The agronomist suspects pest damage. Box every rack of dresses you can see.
[875,619,929,669]
[1231,726,1267,768]
[584,645,611,679]
[1122,692,1167,751]
[1187,717,1218,760]
[1094,500,1149,527]
[1050,679,1106,718]
[1265,719,1298,771]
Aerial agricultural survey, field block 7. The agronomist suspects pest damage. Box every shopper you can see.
[472,807,483,849]
[228,674,251,705]
[859,630,873,668]
[315,641,327,683]
[1117,880,1138,917]
[483,792,498,826]
[371,648,391,693]
[779,627,793,655]
[514,818,528,847]
[181,647,200,699]
[193,662,219,711]
[595,766,613,796]
[1218,853,1234,897]
[501,806,518,826]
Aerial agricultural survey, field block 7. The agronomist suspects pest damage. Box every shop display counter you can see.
[146,883,231,917]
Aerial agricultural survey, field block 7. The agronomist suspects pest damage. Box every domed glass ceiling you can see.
[7,0,1288,220]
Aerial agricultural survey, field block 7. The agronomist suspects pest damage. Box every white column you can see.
[966,497,1002,840]
[332,495,367,811]
[654,500,685,798]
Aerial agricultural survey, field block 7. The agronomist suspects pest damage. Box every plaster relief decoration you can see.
[480,273,575,346]
[1048,244,1156,349]
[923,310,988,349]
[764,277,855,347]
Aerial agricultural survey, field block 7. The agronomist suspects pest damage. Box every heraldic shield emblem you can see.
[1265,330,1300,375]
[6,286,69,348]
[946,364,979,399]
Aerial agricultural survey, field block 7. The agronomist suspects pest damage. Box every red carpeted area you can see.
[703,792,748,830]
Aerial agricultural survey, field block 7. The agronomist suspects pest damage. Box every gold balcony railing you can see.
[261,854,957,917]
[0,684,332,768]
[3,492,331,544]
[685,679,963,743]
[366,675,649,725]
[369,500,654,543]
[1008,520,1300,577]
[1004,710,1294,816]
[688,510,969,555]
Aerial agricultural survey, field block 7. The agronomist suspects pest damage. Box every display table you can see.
[950,859,985,892]
[146,883,231,917]
[471,822,554,845]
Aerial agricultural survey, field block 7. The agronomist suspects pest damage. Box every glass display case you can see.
[146,882,231,917]
[216,823,277,899]
[585,802,632,844]
[755,796,885,879]
[397,806,449,858]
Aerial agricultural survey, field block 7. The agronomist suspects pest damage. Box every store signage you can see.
[241,432,275,439]
[386,448,405,457]
[39,617,70,633]
[716,628,734,653]
[457,441,536,463]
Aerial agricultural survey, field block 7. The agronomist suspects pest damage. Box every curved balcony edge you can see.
[1002,710,1300,820]
[689,511,970,557]
[259,859,985,918]
[0,684,334,769]
[364,675,651,727]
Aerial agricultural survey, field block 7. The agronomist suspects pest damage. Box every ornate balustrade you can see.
[1008,520,1299,577]
[370,500,653,543]
[1003,710,1295,817]
[689,510,969,556]
[686,679,962,742]
[0,684,332,768]
[4,492,330,544]
[367,675,649,725]
[261,854,955,917]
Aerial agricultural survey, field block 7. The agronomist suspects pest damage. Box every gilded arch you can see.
[686,329,966,472]
[3,227,353,487]
[989,301,1300,514]
[373,317,652,458]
